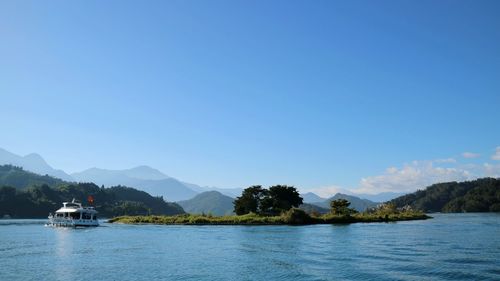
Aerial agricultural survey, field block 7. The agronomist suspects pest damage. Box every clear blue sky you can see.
[1,1,499,193]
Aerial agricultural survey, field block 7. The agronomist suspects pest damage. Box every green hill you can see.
[299,203,330,214]
[0,165,185,218]
[0,165,66,190]
[390,178,500,212]
[312,193,379,212]
[177,191,235,216]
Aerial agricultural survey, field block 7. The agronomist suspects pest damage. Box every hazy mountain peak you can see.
[355,192,406,202]
[125,165,169,180]
[0,148,22,164]
[24,153,45,161]
[73,167,107,175]
[0,148,73,181]
[72,165,169,181]
[0,147,17,157]
[301,192,326,203]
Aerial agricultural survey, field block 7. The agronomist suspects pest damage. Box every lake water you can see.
[1,213,499,281]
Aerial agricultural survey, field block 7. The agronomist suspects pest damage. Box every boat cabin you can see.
[47,199,99,227]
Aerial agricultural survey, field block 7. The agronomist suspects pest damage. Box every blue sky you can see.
[1,1,499,194]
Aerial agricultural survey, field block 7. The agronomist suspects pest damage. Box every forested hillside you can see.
[390,178,500,212]
[0,165,185,218]
[0,165,65,190]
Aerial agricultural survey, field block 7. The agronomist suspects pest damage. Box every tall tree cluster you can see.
[233,185,303,215]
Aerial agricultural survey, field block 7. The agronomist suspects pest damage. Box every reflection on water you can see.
[0,213,499,281]
[54,228,73,281]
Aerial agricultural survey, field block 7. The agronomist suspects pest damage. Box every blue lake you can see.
[1,213,499,281]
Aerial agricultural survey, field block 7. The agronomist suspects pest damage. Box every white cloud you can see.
[491,147,500,160]
[435,158,457,163]
[307,147,500,198]
[352,160,471,194]
[483,163,500,177]
[462,152,480,159]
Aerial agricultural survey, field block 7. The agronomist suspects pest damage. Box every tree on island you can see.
[234,185,303,215]
[233,185,268,215]
[261,185,303,215]
[330,198,357,216]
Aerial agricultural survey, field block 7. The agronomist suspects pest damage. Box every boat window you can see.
[70,213,80,219]
[82,213,92,220]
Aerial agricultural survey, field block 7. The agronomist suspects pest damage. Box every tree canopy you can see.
[329,199,357,216]
[234,185,303,215]
[234,185,268,215]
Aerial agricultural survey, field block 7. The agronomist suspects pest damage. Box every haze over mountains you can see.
[0,147,402,202]
[345,192,405,203]
[0,148,73,181]
[0,148,237,201]
[72,167,199,201]
[301,192,326,203]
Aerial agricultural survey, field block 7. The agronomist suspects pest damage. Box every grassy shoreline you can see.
[108,210,431,225]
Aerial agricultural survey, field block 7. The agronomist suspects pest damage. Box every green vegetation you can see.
[0,165,185,218]
[0,165,65,190]
[233,185,266,215]
[330,198,357,215]
[109,208,429,225]
[390,178,500,212]
[234,185,303,215]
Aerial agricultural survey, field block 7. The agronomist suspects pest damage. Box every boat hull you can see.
[46,217,99,227]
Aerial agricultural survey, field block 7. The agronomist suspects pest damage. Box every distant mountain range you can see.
[353,192,405,202]
[72,167,199,202]
[0,148,241,202]
[0,147,403,203]
[301,192,327,203]
[300,192,380,213]
[311,193,379,212]
[0,148,73,181]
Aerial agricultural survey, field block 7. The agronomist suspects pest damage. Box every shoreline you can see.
[108,212,431,225]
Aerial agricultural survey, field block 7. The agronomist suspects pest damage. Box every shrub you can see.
[281,208,312,225]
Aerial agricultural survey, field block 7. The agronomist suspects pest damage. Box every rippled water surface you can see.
[1,213,499,281]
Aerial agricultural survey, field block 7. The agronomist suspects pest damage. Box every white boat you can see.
[47,199,99,227]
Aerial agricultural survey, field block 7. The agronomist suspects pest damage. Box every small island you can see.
[109,185,430,225]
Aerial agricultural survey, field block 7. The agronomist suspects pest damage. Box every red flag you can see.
[87,195,94,204]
